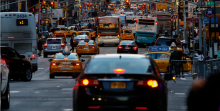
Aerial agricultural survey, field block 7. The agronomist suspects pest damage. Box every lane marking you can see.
[38,68,44,69]
[175,93,185,95]
[33,91,40,93]
[57,86,60,87]
[10,91,20,93]
[63,109,73,111]
[180,78,187,80]
[62,88,73,91]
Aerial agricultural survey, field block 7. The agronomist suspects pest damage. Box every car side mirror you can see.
[80,59,85,62]
[164,74,175,81]
[48,59,53,62]
[20,55,25,59]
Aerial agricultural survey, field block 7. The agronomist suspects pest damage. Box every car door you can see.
[14,50,25,73]
[156,53,170,72]
[5,50,22,74]
[65,28,71,36]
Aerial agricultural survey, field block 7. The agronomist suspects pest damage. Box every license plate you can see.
[60,68,71,70]
[126,47,130,49]
[110,82,126,89]
[52,46,56,49]
[84,47,88,49]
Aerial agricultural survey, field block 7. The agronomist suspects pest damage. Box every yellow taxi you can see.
[76,39,100,57]
[80,24,88,29]
[144,46,192,73]
[77,31,91,39]
[54,31,67,43]
[121,29,134,40]
[110,4,116,9]
[83,29,96,39]
[60,27,78,36]
[48,49,84,79]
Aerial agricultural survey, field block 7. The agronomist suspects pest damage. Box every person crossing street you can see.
[70,36,75,52]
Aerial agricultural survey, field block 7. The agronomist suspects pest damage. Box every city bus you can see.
[152,11,172,36]
[135,16,157,46]
[0,12,38,72]
[97,16,121,46]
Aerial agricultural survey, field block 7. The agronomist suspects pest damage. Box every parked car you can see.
[0,54,10,109]
[1,46,33,81]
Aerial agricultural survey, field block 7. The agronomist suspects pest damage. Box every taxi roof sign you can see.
[149,46,170,52]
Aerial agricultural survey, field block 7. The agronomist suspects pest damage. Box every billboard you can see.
[99,17,119,29]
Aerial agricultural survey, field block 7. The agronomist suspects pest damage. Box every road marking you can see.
[175,93,185,95]
[63,109,73,111]
[38,68,44,69]
[57,86,60,87]
[62,88,73,91]
[33,91,40,93]
[10,91,20,93]
[180,78,187,80]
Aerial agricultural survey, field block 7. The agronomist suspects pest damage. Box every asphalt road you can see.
[2,34,194,111]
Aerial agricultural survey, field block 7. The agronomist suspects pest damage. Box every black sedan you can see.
[73,54,174,111]
[117,40,138,54]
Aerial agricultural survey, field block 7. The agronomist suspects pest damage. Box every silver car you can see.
[43,38,65,58]
[1,54,10,109]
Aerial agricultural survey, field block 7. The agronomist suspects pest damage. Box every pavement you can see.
[2,36,194,111]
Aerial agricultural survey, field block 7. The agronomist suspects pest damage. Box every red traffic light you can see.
[32,7,35,12]
[51,2,54,5]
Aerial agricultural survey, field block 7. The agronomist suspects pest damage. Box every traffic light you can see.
[87,2,89,6]
[19,3,22,9]
[54,2,57,8]
[180,1,183,8]
[90,3,92,6]
[51,1,54,8]
[32,7,35,13]
[42,0,46,5]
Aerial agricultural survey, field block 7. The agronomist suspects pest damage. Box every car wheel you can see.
[2,79,10,109]
[50,74,54,79]
[23,69,32,81]
[44,53,48,58]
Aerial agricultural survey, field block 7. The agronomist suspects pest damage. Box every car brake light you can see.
[136,107,147,109]
[44,44,47,48]
[88,106,100,109]
[61,43,65,47]
[80,79,99,86]
[32,54,35,57]
[118,46,123,49]
[26,58,29,60]
[64,58,68,60]
[126,44,129,45]
[137,80,158,88]
[113,68,125,74]
[133,46,137,50]
[77,46,81,49]
[72,62,81,66]
[51,62,59,66]
[98,35,100,38]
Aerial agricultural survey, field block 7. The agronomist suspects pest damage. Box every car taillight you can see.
[72,62,81,66]
[98,35,100,38]
[80,79,99,86]
[90,46,95,48]
[51,62,59,66]
[61,43,65,47]
[44,44,47,48]
[118,46,123,49]
[137,80,158,88]
[133,46,137,50]
[73,40,75,42]
[118,35,119,37]
[77,46,81,49]
[1,59,7,68]
[136,107,147,109]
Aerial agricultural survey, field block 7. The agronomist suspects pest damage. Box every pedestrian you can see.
[176,51,184,78]
[37,38,43,56]
[183,45,190,55]
[198,51,204,61]
[169,48,177,75]
[88,23,92,29]
[70,36,75,52]
[217,46,220,59]
[176,37,182,47]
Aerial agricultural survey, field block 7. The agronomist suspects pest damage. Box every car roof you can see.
[91,54,149,59]
[158,37,174,39]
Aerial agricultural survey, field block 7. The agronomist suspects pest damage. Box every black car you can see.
[155,37,176,46]
[1,46,33,81]
[73,54,174,111]
[117,40,138,54]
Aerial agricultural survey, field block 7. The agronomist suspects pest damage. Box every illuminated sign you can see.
[149,46,169,52]
[16,19,28,26]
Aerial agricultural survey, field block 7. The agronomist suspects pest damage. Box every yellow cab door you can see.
[65,28,71,36]
[155,53,170,72]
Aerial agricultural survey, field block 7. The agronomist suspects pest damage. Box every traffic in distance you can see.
[1,0,219,110]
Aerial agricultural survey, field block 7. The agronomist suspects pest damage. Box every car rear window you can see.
[121,41,134,45]
[54,53,78,60]
[146,53,156,59]
[85,58,152,74]
[47,39,61,44]
[79,41,94,45]
[79,32,89,35]
[156,39,176,46]
[124,30,132,34]
[74,36,86,40]
[156,53,170,59]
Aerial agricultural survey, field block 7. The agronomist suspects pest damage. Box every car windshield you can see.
[79,41,94,45]
[85,58,152,74]
[74,36,86,40]
[47,39,61,44]
[121,41,134,45]
[156,39,176,46]
[54,53,78,60]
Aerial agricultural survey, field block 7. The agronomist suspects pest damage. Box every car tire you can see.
[44,53,48,58]
[50,74,54,79]
[23,69,32,81]
[2,78,10,109]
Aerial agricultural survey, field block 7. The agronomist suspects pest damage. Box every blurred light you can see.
[98,98,102,101]
[147,80,158,88]
[82,79,89,86]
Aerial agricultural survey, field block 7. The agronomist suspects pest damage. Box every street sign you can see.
[63,7,68,11]
[205,1,214,6]
[206,8,213,18]
[204,18,218,24]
